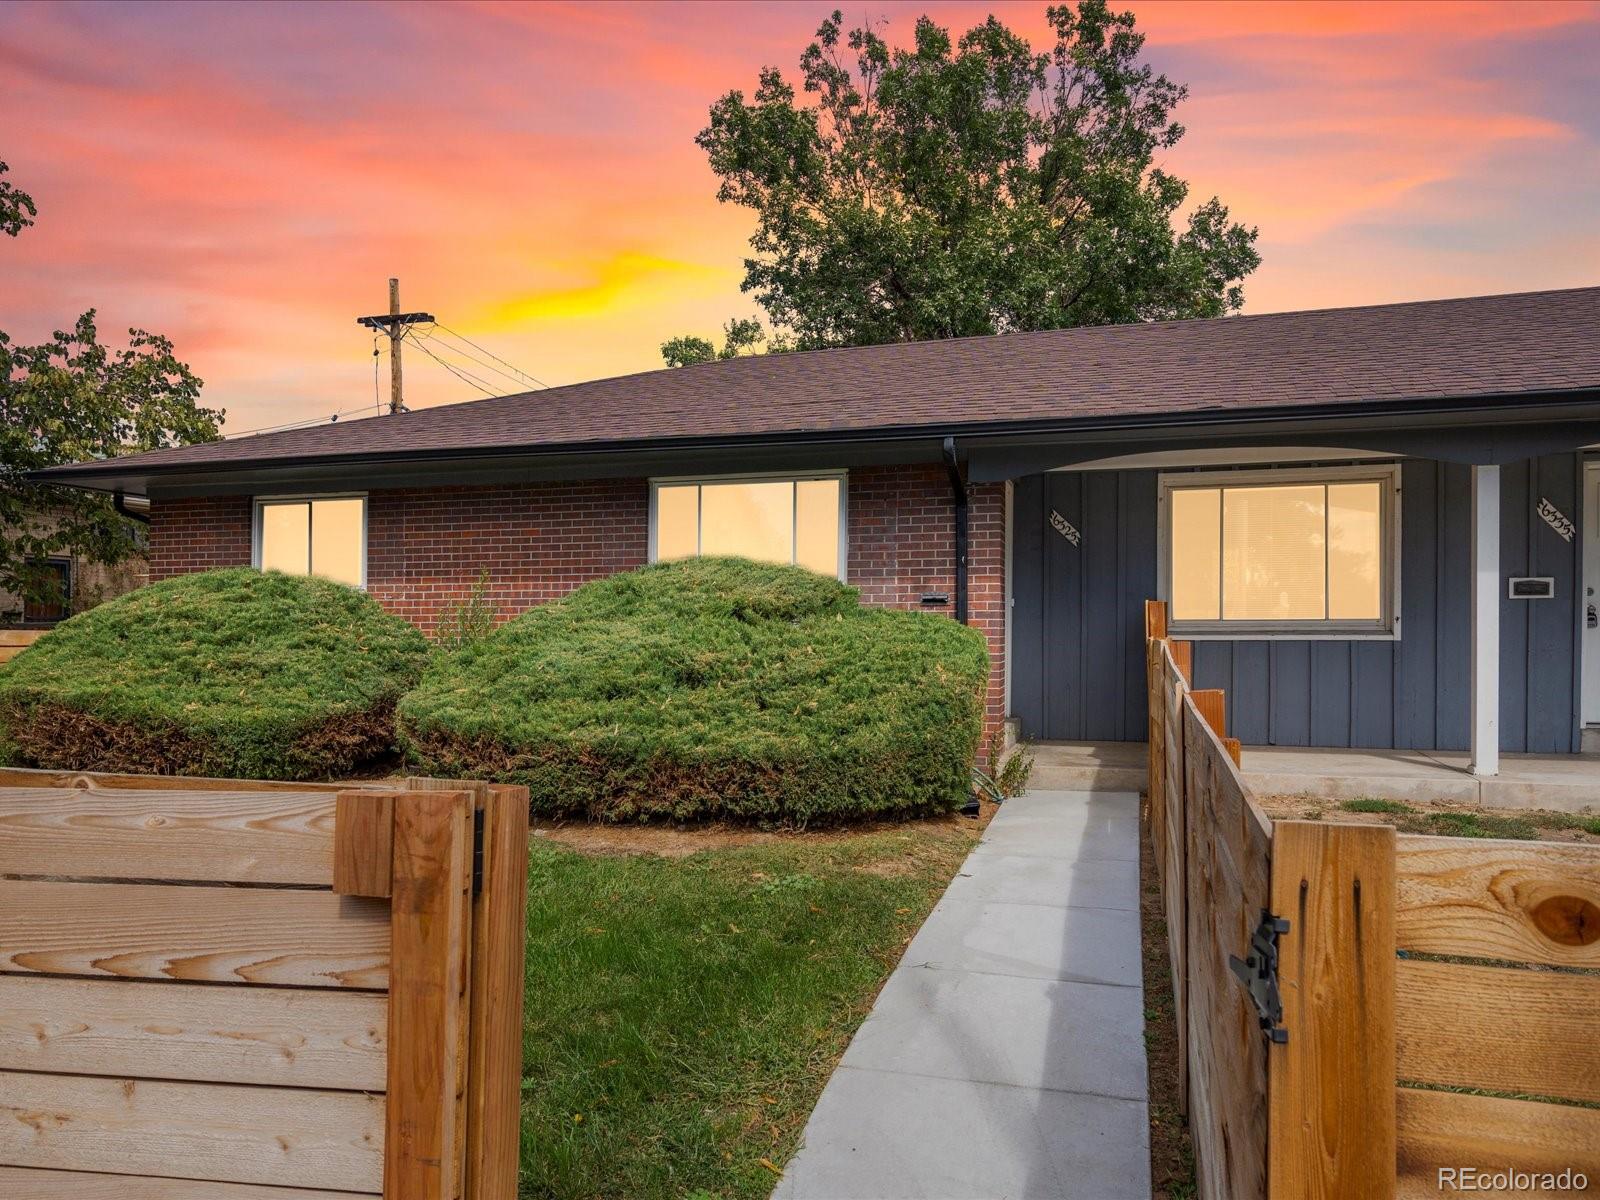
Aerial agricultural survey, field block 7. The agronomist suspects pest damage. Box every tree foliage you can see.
[1,314,223,612]
[694,1,1260,349]
[0,161,35,239]
[0,161,222,614]
[660,316,768,367]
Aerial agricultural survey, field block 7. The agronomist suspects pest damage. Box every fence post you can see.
[1145,599,1168,641]
[1268,821,1397,1200]
[1190,689,1226,739]
[387,789,474,1200]
[1170,640,1193,685]
[465,784,531,1199]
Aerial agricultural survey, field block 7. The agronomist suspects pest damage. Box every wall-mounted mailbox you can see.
[920,593,950,606]
[1508,577,1555,599]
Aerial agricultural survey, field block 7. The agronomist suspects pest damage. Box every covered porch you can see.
[981,405,1600,774]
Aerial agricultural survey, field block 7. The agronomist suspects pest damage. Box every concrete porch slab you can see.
[1242,746,1600,811]
[1027,741,1600,811]
[1026,741,1147,793]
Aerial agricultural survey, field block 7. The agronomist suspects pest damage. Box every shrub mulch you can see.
[1140,799,1197,1199]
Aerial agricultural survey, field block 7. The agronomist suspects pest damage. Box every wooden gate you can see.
[1145,601,1600,1199]
[0,769,529,1198]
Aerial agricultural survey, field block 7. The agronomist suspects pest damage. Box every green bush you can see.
[398,557,989,823]
[0,567,430,780]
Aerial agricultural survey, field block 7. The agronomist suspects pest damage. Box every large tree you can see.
[692,1,1260,349]
[1,162,222,613]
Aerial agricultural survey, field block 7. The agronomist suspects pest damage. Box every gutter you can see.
[943,436,968,625]
[27,387,1600,490]
[113,491,150,525]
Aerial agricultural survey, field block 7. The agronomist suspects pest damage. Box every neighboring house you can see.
[33,288,1600,771]
[0,503,148,626]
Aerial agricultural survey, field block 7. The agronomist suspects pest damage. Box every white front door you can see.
[1585,463,1600,725]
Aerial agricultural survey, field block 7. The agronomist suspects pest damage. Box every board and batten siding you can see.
[1010,454,1585,752]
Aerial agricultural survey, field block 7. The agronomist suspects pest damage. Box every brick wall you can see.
[365,480,649,630]
[847,466,1007,740]
[149,495,253,579]
[146,465,1008,738]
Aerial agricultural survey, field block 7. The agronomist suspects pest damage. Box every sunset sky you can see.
[2,0,1597,434]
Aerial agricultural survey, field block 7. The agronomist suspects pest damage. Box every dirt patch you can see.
[1139,798,1196,1199]
[1259,794,1600,844]
[532,796,999,859]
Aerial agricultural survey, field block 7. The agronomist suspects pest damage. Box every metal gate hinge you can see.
[1229,910,1289,1044]
[472,806,485,898]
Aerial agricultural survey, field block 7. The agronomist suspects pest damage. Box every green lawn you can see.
[517,822,978,1199]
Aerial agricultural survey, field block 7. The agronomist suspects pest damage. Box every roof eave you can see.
[29,386,1600,498]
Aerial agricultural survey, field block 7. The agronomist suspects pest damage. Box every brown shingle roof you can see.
[40,286,1600,480]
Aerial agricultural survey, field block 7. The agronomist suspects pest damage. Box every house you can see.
[34,287,1600,774]
[0,501,149,627]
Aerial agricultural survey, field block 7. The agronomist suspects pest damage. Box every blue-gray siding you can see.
[1010,455,1585,752]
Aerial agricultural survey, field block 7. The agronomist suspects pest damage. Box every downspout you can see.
[942,436,968,625]
[113,491,150,525]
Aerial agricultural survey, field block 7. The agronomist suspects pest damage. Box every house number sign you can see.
[1538,497,1575,542]
[1050,509,1081,546]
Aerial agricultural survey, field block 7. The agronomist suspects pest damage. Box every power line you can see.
[225,401,377,439]
[414,331,532,393]
[428,322,548,390]
[407,333,502,398]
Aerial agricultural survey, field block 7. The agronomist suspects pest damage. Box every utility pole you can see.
[357,279,434,415]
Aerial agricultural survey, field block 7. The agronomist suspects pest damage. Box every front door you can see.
[1584,463,1600,726]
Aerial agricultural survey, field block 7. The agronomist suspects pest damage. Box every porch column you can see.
[1470,464,1500,777]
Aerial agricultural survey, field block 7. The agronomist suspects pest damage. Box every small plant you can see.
[1339,797,1411,815]
[434,569,498,651]
[972,728,1034,802]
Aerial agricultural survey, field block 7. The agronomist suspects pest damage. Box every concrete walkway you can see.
[774,790,1150,1200]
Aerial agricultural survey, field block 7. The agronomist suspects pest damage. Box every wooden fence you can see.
[0,629,45,665]
[1145,600,1600,1200]
[0,767,530,1198]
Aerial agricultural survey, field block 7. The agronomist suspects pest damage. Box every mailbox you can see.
[1507,577,1555,599]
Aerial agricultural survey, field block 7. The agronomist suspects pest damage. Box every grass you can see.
[403,557,990,823]
[1338,797,1412,815]
[1412,810,1540,839]
[516,822,977,1199]
[0,567,430,779]
[1280,795,1600,843]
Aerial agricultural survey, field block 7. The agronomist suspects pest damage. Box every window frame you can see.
[252,493,369,590]
[1156,463,1402,640]
[22,556,73,625]
[647,470,849,581]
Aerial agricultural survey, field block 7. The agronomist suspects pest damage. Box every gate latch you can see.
[1228,910,1289,1044]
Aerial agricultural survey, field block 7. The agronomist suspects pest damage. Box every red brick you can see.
[148,465,1008,746]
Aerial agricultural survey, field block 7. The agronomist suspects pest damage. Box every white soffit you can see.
[1057,446,1397,472]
